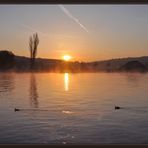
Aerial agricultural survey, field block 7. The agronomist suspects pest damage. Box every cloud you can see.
[59,5,89,33]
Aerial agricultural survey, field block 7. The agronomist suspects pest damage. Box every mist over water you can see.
[0,72,148,144]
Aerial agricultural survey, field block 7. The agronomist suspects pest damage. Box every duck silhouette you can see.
[14,108,20,112]
[115,106,121,110]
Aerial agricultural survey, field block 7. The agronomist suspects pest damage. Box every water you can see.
[0,72,148,144]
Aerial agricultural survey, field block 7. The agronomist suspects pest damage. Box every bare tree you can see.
[29,33,39,70]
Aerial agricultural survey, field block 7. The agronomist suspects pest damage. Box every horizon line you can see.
[14,54,148,63]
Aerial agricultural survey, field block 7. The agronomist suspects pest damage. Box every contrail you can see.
[59,5,89,33]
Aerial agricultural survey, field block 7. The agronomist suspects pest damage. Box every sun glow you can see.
[63,55,71,61]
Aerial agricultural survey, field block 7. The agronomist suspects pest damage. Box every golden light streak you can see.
[64,73,69,91]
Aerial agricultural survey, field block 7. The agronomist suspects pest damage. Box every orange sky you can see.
[1,5,148,62]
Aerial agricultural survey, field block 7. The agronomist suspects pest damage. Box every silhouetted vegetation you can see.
[119,61,147,72]
[1,49,148,73]
[29,33,39,70]
[0,50,15,70]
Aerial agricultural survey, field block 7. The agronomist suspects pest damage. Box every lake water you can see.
[0,72,148,144]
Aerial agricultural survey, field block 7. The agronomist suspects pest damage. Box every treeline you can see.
[0,50,15,71]
[0,51,89,72]
[14,55,94,72]
[0,50,148,73]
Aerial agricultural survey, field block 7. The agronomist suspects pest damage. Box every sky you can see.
[0,5,148,62]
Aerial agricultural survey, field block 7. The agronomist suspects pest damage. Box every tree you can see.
[29,33,39,70]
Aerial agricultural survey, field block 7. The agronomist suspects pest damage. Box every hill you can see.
[14,55,148,72]
[89,56,148,72]
[1,50,148,72]
[119,60,147,72]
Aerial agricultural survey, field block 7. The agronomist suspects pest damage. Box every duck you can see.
[115,106,121,110]
[14,108,20,112]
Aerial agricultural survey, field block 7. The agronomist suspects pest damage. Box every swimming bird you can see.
[14,108,20,112]
[115,106,121,110]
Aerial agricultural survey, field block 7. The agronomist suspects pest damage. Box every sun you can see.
[63,55,72,61]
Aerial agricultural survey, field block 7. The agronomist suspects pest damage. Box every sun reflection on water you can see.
[64,73,69,91]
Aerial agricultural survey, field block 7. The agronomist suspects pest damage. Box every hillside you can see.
[14,55,148,72]
[119,61,147,72]
[1,50,148,72]
[89,56,148,72]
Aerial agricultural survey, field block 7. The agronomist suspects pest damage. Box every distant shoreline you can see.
[0,70,147,74]
[11,55,148,73]
[1,51,148,73]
